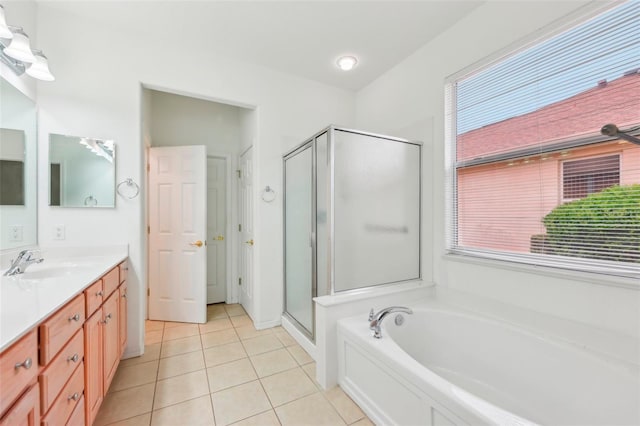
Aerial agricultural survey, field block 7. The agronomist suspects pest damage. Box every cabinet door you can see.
[0,330,38,416]
[102,291,120,395]
[0,383,39,426]
[119,283,128,357]
[83,309,103,426]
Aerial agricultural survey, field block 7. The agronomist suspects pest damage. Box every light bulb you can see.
[337,56,358,71]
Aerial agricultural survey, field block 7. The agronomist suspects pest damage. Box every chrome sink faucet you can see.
[368,306,413,339]
[3,249,44,276]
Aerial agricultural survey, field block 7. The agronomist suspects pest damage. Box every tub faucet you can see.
[3,250,44,276]
[369,306,412,339]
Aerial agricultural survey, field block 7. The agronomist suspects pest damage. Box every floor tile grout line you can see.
[198,321,219,425]
[147,321,166,426]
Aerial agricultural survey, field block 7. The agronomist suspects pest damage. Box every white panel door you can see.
[149,146,207,324]
[207,156,226,304]
[239,147,254,317]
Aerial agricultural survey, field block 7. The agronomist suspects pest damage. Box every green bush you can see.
[542,184,640,263]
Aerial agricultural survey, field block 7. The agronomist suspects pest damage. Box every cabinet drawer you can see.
[0,330,38,416]
[84,279,103,319]
[119,261,128,284]
[39,329,84,415]
[39,294,85,365]
[65,395,84,426]
[41,362,84,426]
[103,267,120,299]
[0,383,39,426]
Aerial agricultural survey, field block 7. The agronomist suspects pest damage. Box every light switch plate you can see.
[8,225,23,242]
[54,224,65,240]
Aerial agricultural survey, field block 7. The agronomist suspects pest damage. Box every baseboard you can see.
[254,318,281,330]
[281,315,317,360]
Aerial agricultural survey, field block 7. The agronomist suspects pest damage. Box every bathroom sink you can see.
[17,261,96,280]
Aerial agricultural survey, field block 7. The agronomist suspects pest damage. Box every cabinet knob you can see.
[96,291,104,297]
[67,353,79,363]
[68,392,80,401]
[14,357,32,370]
[102,313,113,324]
[68,313,81,322]
[122,293,127,299]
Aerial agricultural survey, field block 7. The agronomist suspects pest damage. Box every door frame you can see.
[207,151,238,304]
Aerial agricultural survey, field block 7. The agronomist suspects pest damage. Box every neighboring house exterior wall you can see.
[457,140,639,252]
[456,72,640,253]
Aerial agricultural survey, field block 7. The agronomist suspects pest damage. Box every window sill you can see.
[442,251,640,291]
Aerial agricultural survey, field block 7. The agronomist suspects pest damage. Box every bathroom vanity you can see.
[0,250,128,426]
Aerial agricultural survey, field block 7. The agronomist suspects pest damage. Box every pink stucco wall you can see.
[457,141,639,253]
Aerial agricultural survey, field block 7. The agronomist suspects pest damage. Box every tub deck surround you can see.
[0,245,128,351]
[337,299,640,426]
[312,280,433,389]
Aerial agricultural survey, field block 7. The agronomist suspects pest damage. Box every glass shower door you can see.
[284,144,314,337]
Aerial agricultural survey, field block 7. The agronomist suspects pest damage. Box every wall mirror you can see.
[0,77,37,250]
[49,134,116,208]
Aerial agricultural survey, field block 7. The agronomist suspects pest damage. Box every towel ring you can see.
[84,195,98,206]
[117,178,140,199]
[261,186,276,203]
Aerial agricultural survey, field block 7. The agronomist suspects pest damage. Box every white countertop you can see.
[0,246,128,352]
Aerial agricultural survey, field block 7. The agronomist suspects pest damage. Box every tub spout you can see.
[369,306,412,339]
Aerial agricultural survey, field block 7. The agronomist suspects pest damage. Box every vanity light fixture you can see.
[3,26,35,63]
[25,50,55,81]
[0,5,12,39]
[0,5,54,81]
[337,55,358,71]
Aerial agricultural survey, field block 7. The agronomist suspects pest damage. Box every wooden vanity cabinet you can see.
[0,330,38,417]
[0,383,39,426]
[83,262,126,425]
[83,309,103,426]
[119,283,128,356]
[0,259,128,426]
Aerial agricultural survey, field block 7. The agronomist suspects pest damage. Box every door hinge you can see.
[236,169,241,178]
[147,288,150,296]
[147,225,150,234]
[239,277,242,286]
[147,163,150,172]
[238,224,242,232]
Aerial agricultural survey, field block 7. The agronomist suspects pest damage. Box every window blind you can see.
[446,1,640,277]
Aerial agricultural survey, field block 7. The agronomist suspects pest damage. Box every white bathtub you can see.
[337,304,640,425]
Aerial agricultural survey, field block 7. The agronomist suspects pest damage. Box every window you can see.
[446,2,640,277]
[562,155,619,201]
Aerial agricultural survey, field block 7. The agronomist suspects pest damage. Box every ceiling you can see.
[39,1,483,91]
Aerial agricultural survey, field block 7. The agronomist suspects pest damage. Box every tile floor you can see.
[95,304,374,426]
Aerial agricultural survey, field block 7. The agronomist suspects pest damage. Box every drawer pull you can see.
[68,313,81,322]
[96,291,104,296]
[67,353,80,363]
[14,357,33,370]
[102,313,113,324]
[68,392,80,401]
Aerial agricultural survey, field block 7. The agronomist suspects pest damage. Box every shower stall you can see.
[283,126,421,340]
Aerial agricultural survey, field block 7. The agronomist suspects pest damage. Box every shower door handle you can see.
[310,232,315,247]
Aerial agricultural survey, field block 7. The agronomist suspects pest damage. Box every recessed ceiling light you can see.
[337,56,358,71]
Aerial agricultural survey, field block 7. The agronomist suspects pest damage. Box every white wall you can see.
[36,5,355,357]
[355,1,640,339]
[148,89,246,155]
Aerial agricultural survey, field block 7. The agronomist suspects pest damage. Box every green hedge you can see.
[541,184,640,263]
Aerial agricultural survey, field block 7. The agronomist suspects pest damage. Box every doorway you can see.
[207,155,228,304]
[142,86,256,324]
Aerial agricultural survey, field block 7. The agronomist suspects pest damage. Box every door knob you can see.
[215,235,224,241]
[245,239,254,246]
[190,240,204,247]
